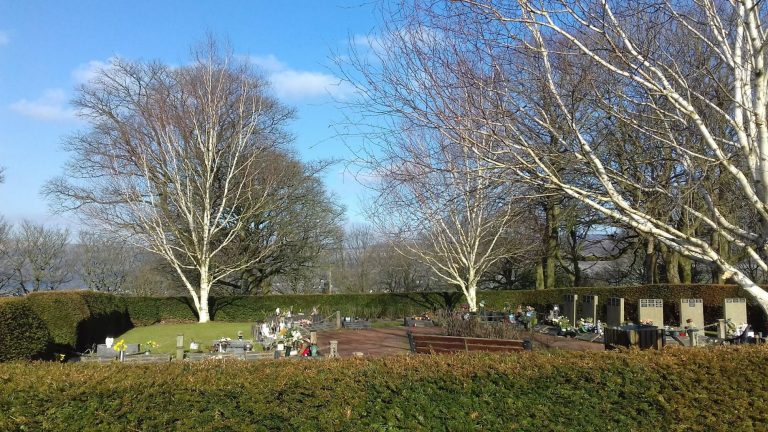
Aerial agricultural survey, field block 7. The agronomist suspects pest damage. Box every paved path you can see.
[316,326,603,358]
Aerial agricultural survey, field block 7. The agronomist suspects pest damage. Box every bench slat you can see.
[409,332,526,355]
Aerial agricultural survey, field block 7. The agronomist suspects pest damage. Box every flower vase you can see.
[119,351,125,362]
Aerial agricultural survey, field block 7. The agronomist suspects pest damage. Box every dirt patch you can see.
[316,326,603,358]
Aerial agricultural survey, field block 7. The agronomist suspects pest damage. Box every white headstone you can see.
[679,299,704,329]
[724,298,748,326]
[638,299,664,326]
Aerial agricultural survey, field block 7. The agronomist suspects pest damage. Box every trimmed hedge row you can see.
[0,346,766,431]
[126,284,767,330]
[0,292,133,360]
[0,298,51,362]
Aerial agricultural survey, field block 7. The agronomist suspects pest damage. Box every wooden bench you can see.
[342,320,371,329]
[407,331,527,354]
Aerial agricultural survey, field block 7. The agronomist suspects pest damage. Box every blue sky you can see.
[0,1,378,231]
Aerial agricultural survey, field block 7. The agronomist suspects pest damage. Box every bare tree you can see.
[5,221,70,295]
[45,41,294,322]
[0,218,13,293]
[76,231,137,293]
[362,127,529,310]
[217,153,344,295]
[344,0,768,314]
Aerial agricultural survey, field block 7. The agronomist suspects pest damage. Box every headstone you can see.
[724,298,748,325]
[562,294,578,326]
[329,340,339,358]
[638,299,664,326]
[679,299,704,329]
[579,295,598,323]
[606,297,625,327]
[175,334,184,361]
[96,344,117,358]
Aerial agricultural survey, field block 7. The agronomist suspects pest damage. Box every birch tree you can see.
[362,127,529,310]
[45,42,294,322]
[345,0,768,314]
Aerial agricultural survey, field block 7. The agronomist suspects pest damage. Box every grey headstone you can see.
[579,295,598,323]
[606,297,625,327]
[562,294,578,326]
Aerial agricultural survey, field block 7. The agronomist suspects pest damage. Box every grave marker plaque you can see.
[638,299,664,326]
[579,295,599,323]
[679,299,704,329]
[329,340,339,358]
[562,294,578,325]
[606,297,625,327]
[724,298,748,325]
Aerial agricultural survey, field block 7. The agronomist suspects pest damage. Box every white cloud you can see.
[9,89,78,121]
[246,54,354,101]
[72,58,116,84]
[247,54,287,74]
[270,69,353,100]
[0,31,9,46]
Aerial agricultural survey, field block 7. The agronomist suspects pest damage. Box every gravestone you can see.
[329,340,339,358]
[724,298,748,325]
[579,295,599,323]
[606,297,625,327]
[562,294,578,326]
[175,334,184,361]
[638,299,664,326]
[679,298,704,329]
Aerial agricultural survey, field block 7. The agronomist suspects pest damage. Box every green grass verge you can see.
[117,322,259,353]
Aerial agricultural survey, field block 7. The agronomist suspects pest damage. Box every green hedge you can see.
[122,284,767,331]
[0,298,51,362]
[0,346,766,431]
[1,292,133,360]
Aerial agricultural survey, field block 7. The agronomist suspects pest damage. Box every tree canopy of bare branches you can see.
[45,41,295,322]
[343,0,768,314]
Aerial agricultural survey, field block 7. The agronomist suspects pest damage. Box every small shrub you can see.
[435,310,523,339]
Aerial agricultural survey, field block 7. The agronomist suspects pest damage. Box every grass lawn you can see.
[370,319,404,329]
[117,322,258,354]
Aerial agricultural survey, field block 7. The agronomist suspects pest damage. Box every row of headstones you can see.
[561,294,748,328]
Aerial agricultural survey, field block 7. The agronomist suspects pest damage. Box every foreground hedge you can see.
[0,346,765,431]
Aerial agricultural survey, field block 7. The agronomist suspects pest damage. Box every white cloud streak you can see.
[246,54,353,101]
[9,89,78,121]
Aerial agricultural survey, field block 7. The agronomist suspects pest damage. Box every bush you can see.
[434,310,523,339]
[0,346,765,431]
[0,298,51,361]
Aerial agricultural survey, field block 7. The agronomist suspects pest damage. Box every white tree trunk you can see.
[198,271,211,323]
[725,264,768,319]
[465,283,478,312]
